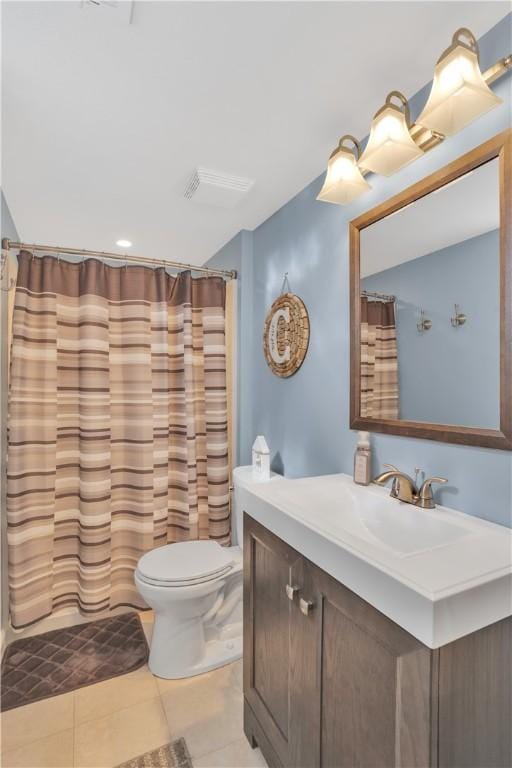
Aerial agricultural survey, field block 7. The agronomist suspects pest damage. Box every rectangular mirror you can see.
[350,130,511,449]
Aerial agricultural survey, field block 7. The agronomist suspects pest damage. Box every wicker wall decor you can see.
[263,292,310,377]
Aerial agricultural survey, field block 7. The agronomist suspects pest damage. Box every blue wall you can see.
[206,230,254,467]
[362,229,500,428]
[207,15,512,527]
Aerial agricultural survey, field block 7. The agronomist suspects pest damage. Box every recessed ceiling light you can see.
[116,239,132,248]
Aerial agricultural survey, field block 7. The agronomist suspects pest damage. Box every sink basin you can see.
[268,476,470,558]
[357,497,470,556]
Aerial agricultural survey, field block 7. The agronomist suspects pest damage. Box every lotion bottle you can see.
[354,431,371,485]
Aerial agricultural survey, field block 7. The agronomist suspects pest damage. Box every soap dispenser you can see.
[252,435,270,481]
[354,431,371,486]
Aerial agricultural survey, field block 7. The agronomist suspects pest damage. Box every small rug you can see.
[1,612,148,711]
[115,739,193,768]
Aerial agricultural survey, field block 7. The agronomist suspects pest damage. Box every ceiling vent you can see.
[184,167,254,209]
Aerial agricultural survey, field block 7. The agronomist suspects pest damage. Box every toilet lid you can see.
[137,540,235,584]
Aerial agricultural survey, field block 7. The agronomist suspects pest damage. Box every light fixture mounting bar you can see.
[483,54,512,86]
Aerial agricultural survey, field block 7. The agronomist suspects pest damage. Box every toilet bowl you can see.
[134,468,267,679]
[135,540,243,679]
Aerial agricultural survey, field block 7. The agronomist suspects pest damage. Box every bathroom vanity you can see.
[235,468,512,768]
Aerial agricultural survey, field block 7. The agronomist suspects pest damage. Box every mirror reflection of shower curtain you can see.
[360,297,399,419]
[225,279,237,480]
[7,252,230,629]
[1,250,18,642]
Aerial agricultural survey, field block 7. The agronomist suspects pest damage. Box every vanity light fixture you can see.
[116,239,132,248]
[317,27,511,206]
[359,91,424,177]
[417,28,502,136]
[316,135,371,205]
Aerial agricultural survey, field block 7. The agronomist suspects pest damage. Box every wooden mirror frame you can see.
[350,129,512,450]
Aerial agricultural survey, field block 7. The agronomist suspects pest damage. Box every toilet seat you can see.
[135,569,235,589]
[136,540,236,588]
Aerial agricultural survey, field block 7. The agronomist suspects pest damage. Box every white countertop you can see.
[234,466,512,648]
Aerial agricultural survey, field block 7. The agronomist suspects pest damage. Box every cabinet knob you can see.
[299,597,314,616]
[285,584,299,601]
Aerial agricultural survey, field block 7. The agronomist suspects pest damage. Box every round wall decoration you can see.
[263,292,310,378]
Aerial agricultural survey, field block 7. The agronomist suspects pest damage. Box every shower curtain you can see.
[7,252,230,629]
[360,297,399,419]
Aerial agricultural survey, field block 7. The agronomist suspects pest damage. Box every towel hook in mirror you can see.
[417,309,432,333]
[451,304,467,327]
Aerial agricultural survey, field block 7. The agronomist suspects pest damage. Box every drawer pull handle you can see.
[285,584,299,601]
[300,598,314,616]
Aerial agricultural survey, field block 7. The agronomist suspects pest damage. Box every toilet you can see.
[135,484,245,679]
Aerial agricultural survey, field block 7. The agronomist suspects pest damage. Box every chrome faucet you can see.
[373,464,447,509]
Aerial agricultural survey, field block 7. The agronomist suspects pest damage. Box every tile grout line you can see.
[74,689,162,729]
[0,692,75,756]
[192,734,248,762]
[0,727,75,762]
[157,680,176,745]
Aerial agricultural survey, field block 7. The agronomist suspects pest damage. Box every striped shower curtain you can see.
[7,252,230,629]
[360,297,399,419]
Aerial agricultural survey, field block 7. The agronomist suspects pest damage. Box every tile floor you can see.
[0,616,267,768]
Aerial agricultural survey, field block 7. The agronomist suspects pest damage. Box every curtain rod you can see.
[1,238,237,280]
[361,289,396,302]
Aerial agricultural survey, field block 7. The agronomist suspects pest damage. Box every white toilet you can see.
[135,489,244,679]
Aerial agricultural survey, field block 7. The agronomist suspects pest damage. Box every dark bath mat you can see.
[1,611,148,711]
[115,739,193,768]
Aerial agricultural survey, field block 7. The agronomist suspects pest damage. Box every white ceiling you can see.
[361,158,500,277]
[2,1,509,266]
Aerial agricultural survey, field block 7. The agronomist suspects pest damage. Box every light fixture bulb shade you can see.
[317,144,370,205]
[359,97,423,177]
[417,42,501,136]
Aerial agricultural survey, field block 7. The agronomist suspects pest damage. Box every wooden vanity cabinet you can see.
[243,514,512,768]
[243,513,303,767]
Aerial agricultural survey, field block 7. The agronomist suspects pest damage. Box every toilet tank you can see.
[231,466,279,547]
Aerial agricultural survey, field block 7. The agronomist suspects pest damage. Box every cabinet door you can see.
[291,559,436,768]
[438,616,512,768]
[243,514,303,767]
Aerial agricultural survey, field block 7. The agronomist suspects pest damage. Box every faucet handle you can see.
[422,476,448,488]
[418,477,448,509]
[382,464,400,497]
